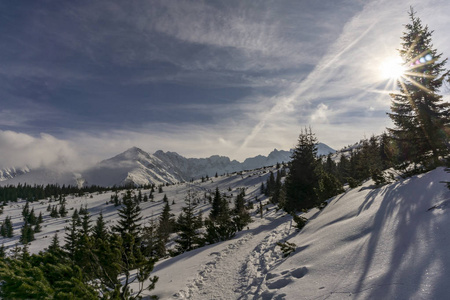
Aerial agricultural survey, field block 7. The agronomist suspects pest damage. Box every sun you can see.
[379,56,406,80]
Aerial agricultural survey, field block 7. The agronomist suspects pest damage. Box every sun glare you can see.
[379,56,405,80]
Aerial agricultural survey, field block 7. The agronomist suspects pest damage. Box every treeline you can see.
[0,182,160,204]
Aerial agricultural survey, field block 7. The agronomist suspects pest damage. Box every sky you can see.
[1,0,450,170]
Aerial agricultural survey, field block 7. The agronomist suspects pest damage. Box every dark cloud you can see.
[0,0,449,163]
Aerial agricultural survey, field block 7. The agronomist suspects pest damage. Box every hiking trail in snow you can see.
[173,212,306,300]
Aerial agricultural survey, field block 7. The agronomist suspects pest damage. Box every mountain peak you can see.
[106,146,150,162]
[125,146,145,154]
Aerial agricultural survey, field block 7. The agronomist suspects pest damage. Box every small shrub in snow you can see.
[318,201,328,210]
[371,168,386,185]
[292,214,307,231]
[276,241,297,258]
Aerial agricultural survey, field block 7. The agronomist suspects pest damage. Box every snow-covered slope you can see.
[148,167,450,299]
[1,165,449,299]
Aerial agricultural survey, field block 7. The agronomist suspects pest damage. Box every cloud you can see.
[311,104,330,123]
[0,130,80,170]
[238,0,450,151]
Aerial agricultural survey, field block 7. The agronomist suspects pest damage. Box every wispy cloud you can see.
[238,0,450,150]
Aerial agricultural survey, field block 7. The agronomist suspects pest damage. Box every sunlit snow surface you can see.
[150,168,450,299]
[1,167,449,299]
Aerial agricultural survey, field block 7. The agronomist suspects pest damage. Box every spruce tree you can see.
[233,189,251,231]
[64,216,80,262]
[22,201,30,219]
[284,127,321,212]
[141,218,159,258]
[113,190,143,257]
[20,222,34,244]
[27,208,36,225]
[5,216,13,238]
[48,233,63,258]
[175,190,203,253]
[92,211,108,241]
[112,190,158,298]
[157,201,175,257]
[205,189,235,244]
[37,211,43,224]
[210,187,223,220]
[387,8,450,169]
[59,203,68,217]
[0,221,6,237]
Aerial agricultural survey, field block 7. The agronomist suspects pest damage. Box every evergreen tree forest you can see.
[0,191,159,300]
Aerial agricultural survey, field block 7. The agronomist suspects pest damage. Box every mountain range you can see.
[0,143,335,187]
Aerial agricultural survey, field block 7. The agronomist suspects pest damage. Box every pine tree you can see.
[20,222,34,244]
[141,218,159,258]
[233,189,251,231]
[270,170,283,204]
[33,223,42,233]
[112,190,158,298]
[175,190,203,253]
[50,205,59,218]
[58,203,68,217]
[205,188,236,244]
[64,216,80,262]
[157,201,175,257]
[112,190,143,268]
[0,221,6,237]
[284,127,321,212]
[138,190,142,203]
[387,8,450,170]
[37,211,43,224]
[22,201,30,219]
[5,216,13,238]
[210,187,223,220]
[80,212,92,237]
[48,233,63,257]
[92,211,108,241]
[113,192,120,206]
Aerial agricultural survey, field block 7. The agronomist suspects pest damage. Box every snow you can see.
[144,167,450,299]
[1,165,449,299]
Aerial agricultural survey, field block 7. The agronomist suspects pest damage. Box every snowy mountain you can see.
[0,143,335,187]
[0,166,30,181]
[82,147,182,187]
[0,168,84,187]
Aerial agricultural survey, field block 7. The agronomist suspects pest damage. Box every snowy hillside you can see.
[0,166,274,256]
[1,165,449,299]
[147,167,450,299]
[0,144,335,187]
